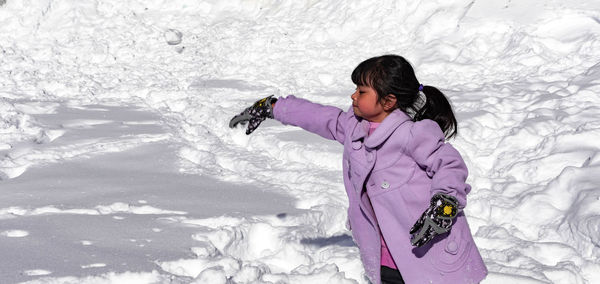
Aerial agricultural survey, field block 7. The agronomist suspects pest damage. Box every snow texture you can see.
[1,0,599,283]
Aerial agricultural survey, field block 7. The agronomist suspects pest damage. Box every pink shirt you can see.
[368,122,398,269]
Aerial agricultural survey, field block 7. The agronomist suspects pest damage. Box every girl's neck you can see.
[368,121,381,136]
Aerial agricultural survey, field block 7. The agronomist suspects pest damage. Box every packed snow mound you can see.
[1,0,600,283]
[0,101,44,146]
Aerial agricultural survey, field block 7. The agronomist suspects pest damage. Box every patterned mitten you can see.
[229,95,277,135]
[409,193,459,247]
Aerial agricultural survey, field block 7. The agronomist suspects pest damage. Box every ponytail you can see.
[351,55,459,139]
[414,85,458,139]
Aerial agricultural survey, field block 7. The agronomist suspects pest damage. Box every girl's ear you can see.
[383,94,397,111]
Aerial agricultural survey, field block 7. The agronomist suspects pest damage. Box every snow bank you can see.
[0,101,43,149]
[1,0,599,283]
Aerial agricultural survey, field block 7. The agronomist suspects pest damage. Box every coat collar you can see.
[350,108,412,148]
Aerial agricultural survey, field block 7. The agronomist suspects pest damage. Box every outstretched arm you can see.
[272,95,353,144]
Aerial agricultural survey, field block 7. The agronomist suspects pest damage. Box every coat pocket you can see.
[428,219,473,273]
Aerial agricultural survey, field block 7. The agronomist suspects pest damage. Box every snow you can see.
[1,230,29,238]
[1,0,599,283]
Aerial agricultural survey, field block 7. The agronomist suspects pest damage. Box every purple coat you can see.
[273,96,487,284]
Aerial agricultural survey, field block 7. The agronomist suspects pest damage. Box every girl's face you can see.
[351,85,391,122]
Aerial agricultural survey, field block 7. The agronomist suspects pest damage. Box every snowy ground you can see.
[1,0,600,283]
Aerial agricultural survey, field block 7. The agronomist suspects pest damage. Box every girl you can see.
[230,55,487,284]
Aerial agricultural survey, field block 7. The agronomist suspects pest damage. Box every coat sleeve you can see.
[272,95,353,144]
[406,119,471,208]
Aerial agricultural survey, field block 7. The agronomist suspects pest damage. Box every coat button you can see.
[445,240,459,254]
[381,181,390,189]
[352,141,362,150]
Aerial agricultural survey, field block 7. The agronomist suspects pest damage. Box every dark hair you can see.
[351,55,458,139]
